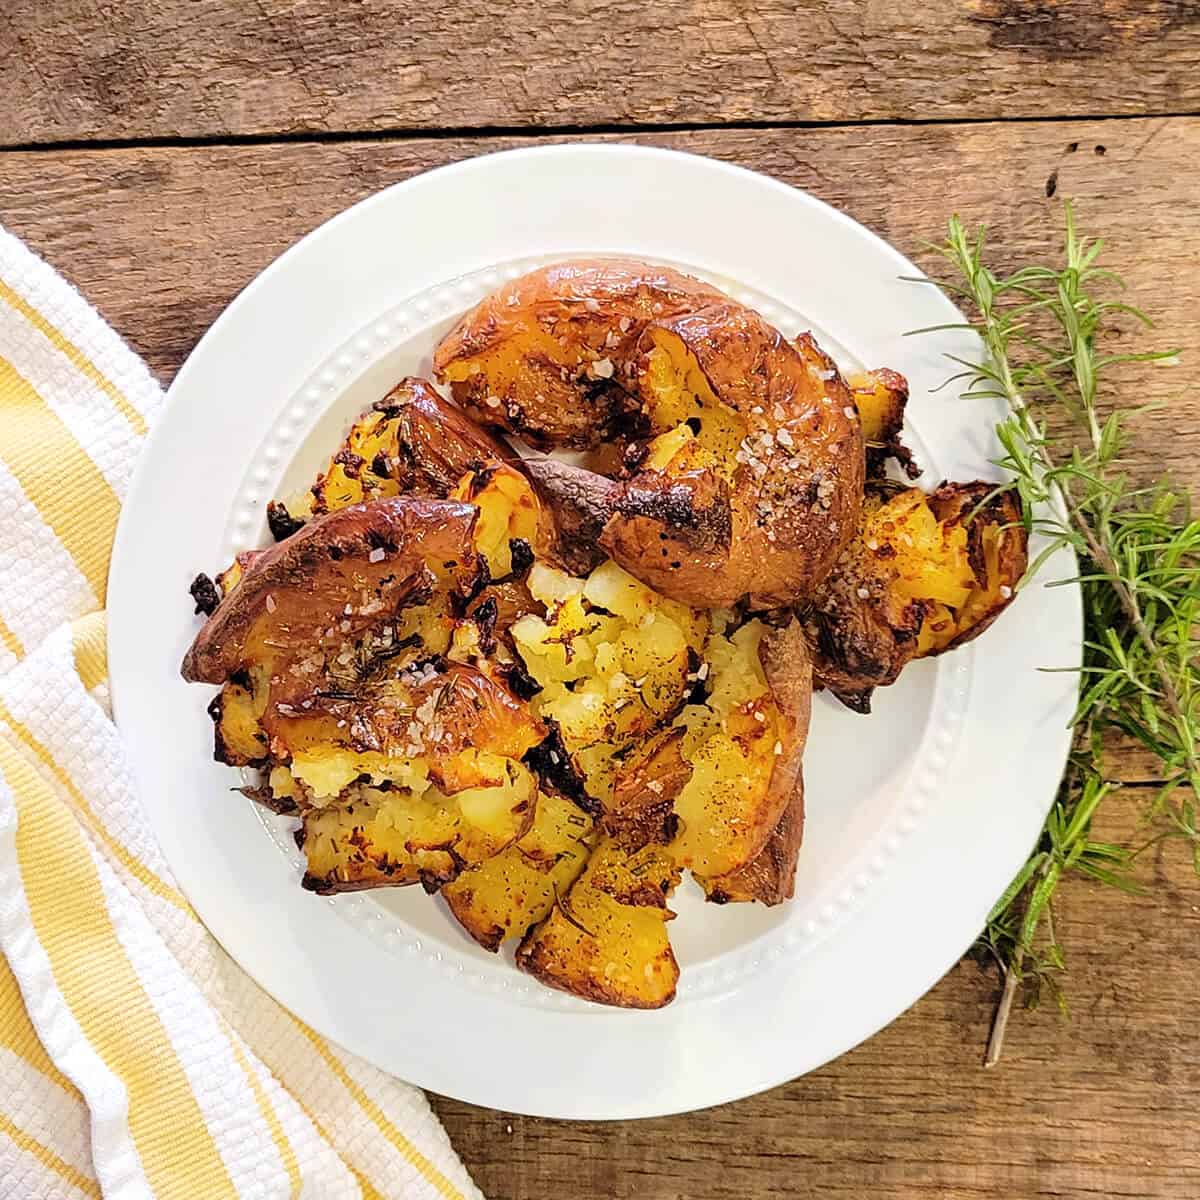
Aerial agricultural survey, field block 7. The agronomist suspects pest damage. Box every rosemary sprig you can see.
[917,203,1199,1064]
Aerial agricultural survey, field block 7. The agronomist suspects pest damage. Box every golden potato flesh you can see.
[667,619,809,879]
[516,838,681,1008]
[297,747,538,894]
[510,560,707,802]
[443,790,596,951]
[301,786,460,892]
[433,259,728,450]
[210,671,269,766]
[448,464,542,580]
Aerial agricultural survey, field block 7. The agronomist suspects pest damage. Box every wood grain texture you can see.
[0,118,1194,491]
[0,118,1197,1197]
[3,1,1200,145]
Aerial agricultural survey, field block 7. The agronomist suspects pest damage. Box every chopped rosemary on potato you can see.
[915,202,1199,1063]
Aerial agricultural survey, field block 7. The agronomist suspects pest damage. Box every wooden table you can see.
[4,4,1198,1196]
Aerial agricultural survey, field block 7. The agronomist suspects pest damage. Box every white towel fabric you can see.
[0,224,482,1200]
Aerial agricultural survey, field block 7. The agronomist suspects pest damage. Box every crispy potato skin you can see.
[655,618,812,879]
[436,261,864,609]
[182,498,481,685]
[443,790,596,951]
[925,482,1027,653]
[433,259,727,450]
[604,726,690,848]
[299,791,463,895]
[745,619,812,867]
[515,839,681,1008]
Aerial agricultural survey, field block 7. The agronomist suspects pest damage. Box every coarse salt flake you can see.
[368,547,386,564]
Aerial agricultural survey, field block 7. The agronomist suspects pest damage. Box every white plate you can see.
[108,144,1079,1119]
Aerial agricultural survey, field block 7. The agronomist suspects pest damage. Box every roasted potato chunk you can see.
[668,618,811,879]
[698,777,805,906]
[807,482,1027,711]
[438,260,864,609]
[309,377,515,514]
[434,259,727,450]
[516,838,681,1008]
[847,367,918,479]
[299,767,537,894]
[301,786,462,893]
[210,671,269,766]
[443,790,596,950]
[511,560,706,797]
[448,463,542,580]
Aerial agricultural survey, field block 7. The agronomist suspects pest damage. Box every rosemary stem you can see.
[984,963,1020,1068]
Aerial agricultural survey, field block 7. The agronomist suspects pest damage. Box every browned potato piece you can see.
[806,482,1027,712]
[666,619,812,878]
[300,786,462,893]
[607,313,863,607]
[298,768,538,895]
[604,726,690,848]
[436,260,864,609]
[209,672,268,766]
[847,367,918,479]
[443,790,596,951]
[698,778,805,906]
[922,482,1028,653]
[434,259,727,450]
[516,838,681,1008]
[182,498,481,686]
[309,377,516,515]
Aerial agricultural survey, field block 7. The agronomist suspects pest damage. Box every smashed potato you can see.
[300,762,537,894]
[609,617,812,881]
[516,838,681,1008]
[438,259,864,609]
[807,482,1027,711]
[511,560,707,798]
[443,790,596,950]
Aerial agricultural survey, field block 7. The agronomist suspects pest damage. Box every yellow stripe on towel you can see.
[228,1036,303,1199]
[0,697,192,916]
[0,280,148,437]
[0,613,22,662]
[0,1111,101,1200]
[0,958,79,1099]
[292,1016,467,1200]
[0,356,122,604]
[2,738,238,1200]
[70,612,108,692]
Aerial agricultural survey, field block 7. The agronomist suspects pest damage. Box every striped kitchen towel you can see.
[0,225,483,1200]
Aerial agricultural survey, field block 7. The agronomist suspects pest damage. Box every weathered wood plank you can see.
[3,1,1200,145]
[0,119,1196,1198]
[0,119,1193,492]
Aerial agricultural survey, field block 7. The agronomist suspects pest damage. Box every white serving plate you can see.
[108,144,1079,1119]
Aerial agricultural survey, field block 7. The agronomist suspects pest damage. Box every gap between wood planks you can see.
[3,106,1199,157]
